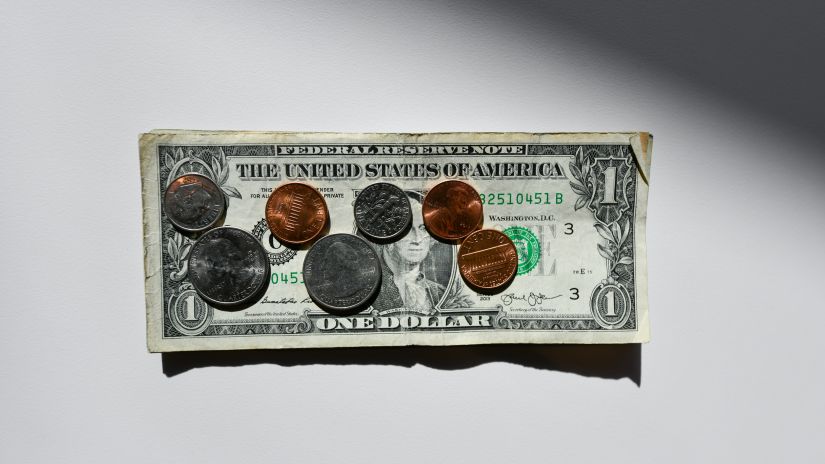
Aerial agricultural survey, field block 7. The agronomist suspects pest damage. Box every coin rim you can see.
[422,180,483,240]
[353,182,413,241]
[163,173,226,233]
[265,182,329,245]
[187,226,271,307]
[457,228,518,290]
[301,233,382,314]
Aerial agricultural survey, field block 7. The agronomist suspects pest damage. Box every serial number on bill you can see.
[271,272,304,285]
[480,192,564,205]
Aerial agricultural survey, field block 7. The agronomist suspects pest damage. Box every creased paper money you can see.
[140,131,652,352]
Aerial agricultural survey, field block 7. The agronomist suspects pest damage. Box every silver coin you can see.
[354,183,412,241]
[164,173,226,233]
[188,227,270,307]
[303,234,381,315]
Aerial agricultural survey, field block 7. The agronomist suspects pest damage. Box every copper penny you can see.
[265,183,329,245]
[458,229,518,290]
[422,180,483,240]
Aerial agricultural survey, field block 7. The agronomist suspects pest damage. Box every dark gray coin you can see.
[188,227,270,307]
[354,183,412,241]
[303,234,381,315]
[164,173,226,233]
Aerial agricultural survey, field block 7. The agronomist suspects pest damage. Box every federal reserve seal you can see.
[503,226,540,275]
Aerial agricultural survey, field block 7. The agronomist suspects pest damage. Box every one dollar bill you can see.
[140,131,652,352]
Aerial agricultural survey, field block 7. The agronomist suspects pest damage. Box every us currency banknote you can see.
[140,131,652,352]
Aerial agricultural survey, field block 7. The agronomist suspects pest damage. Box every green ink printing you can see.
[503,226,541,275]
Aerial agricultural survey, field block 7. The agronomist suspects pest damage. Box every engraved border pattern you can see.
[158,143,638,338]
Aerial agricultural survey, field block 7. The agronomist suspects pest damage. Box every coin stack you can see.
[165,172,518,315]
[164,174,270,309]
[164,174,226,233]
[422,180,518,293]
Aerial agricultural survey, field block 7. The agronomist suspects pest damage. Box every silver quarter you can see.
[164,173,226,233]
[354,183,412,241]
[188,227,270,307]
[303,233,381,315]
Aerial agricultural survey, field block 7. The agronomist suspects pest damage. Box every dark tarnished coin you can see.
[422,180,483,240]
[302,234,381,315]
[266,183,329,245]
[354,183,413,241]
[164,173,226,233]
[188,227,270,307]
[457,229,518,291]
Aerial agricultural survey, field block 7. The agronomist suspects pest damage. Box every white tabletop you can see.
[1,1,823,462]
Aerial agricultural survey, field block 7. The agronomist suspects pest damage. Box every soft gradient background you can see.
[1,1,823,462]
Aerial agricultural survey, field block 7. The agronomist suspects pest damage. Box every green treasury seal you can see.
[503,226,540,275]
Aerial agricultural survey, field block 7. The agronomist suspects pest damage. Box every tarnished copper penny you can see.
[422,180,483,240]
[458,229,518,290]
[266,183,329,245]
[164,173,225,233]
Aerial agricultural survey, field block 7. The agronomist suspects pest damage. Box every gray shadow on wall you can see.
[431,0,825,146]
[161,344,641,385]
